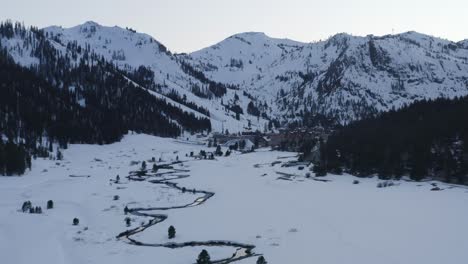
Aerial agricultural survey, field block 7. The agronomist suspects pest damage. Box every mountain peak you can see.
[229,32,267,38]
[81,21,101,27]
[225,32,269,45]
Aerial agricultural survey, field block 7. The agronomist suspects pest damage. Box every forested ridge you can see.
[0,21,211,176]
[317,97,468,184]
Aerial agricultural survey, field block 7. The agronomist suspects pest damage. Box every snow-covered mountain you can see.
[43,22,270,133]
[184,31,468,124]
[4,20,468,131]
[41,22,468,126]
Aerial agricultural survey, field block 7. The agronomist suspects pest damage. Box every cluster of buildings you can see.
[212,127,330,152]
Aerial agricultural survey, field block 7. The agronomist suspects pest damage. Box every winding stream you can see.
[116,161,258,263]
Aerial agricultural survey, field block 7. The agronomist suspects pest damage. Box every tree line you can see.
[0,21,211,175]
[316,96,468,184]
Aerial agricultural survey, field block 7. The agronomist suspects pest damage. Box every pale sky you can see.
[1,0,467,53]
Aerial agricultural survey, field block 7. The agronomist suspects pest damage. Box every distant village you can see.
[207,126,332,162]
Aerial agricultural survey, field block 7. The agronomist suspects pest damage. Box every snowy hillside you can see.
[41,22,468,126]
[4,20,468,129]
[43,22,270,133]
[185,31,468,124]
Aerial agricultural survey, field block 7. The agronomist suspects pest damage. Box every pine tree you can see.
[215,145,222,156]
[313,163,327,177]
[168,225,176,239]
[257,256,267,264]
[21,201,31,212]
[56,149,63,160]
[47,200,54,209]
[196,249,211,264]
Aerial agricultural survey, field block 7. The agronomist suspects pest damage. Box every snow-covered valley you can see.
[1,134,468,264]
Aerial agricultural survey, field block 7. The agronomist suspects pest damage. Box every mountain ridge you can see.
[4,19,468,131]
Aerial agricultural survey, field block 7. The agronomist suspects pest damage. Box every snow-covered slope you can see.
[185,31,468,124]
[187,32,306,85]
[43,22,270,133]
[45,21,184,88]
[458,39,468,49]
[7,20,468,128]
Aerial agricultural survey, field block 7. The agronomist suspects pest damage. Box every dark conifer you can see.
[47,200,54,209]
[196,249,211,264]
[168,225,176,239]
[257,256,267,264]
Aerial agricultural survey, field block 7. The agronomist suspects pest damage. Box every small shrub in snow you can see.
[312,163,327,177]
[124,206,129,215]
[377,181,395,188]
[136,170,146,176]
[73,218,79,225]
[30,206,42,214]
[21,201,32,212]
[305,172,311,178]
[47,200,54,209]
[215,145,223,156]
[199,150,207,159]
[353,180,360,185]
[113,195,119,201]
[56,149,63,160]
[196,249,211,264]
[125,217,131,227]
[257,256,267,264]
[168,225,176,239]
